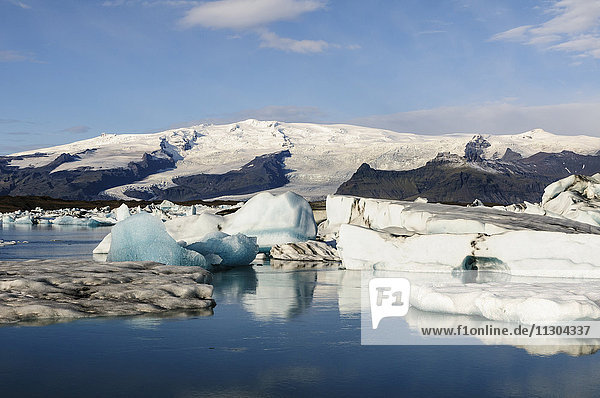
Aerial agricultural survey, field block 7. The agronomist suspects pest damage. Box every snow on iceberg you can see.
[107,213,211,267]
[222,191,317,249]
[186,232,258,266]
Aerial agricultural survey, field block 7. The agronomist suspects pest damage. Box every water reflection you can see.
[213,264,600,356]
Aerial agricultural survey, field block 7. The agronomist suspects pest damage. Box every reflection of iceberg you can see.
[214,263,363,321]
[240,267,318,320]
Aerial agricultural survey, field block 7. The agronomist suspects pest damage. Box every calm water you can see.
[2,226,600,397]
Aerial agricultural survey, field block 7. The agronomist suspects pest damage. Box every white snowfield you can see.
[0,259,214,324]
[9,120,600,199]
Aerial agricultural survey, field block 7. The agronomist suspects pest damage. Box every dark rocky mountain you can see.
[0,150,175,200]
[336,137,600,205]
[0,149,291,201]
[123,150,291,201]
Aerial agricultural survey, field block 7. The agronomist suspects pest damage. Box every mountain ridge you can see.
[3,120,600,201]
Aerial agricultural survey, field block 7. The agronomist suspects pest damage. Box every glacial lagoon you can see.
[3,226,600,396]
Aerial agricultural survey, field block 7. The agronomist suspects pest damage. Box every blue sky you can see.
[1,0,600,153]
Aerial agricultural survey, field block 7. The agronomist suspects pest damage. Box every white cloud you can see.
[350,102,600,136]
[7,0,31,9]
[0,50,39,63]
[180,0,325,29]
[491,0,600,59]
[176,0,342,54]
[258,29,329,53]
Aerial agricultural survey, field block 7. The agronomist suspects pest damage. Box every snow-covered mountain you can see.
[4,119,600,201]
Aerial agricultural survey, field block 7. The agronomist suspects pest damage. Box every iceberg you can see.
[337,223,600,277]
[14,215,33,224]
[187,232,258,266]
[93,233,112,254]
[322,195,600,239]
[222,191,317,249]
[115,203,131,222]
[107,213,210,267]
[540,174,600,227]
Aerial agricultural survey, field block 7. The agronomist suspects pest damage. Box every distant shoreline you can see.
[0,195,240,213]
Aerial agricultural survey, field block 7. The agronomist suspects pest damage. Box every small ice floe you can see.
[0,259,214,325]
[0,240,28,247]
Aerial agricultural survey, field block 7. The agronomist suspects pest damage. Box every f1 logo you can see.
[369,278,411,329]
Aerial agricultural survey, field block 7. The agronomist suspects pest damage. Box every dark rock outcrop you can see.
[336,144,600,205]
[124,150,291,201]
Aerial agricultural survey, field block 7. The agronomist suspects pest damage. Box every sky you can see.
[1,0,600,154]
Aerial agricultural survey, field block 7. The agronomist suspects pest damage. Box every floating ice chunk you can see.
[337,223,600,278]
[222,191,317,249]
[187,231,258,266]
[107,213,209,267]
[164,213,224,244]
[535,175,600,227]
[159,200,177,211]
[270,240,340,262]
[51,215,112,227]
[1,215,13,224]
[93,233,112,254]
[14,215,33,224]
[115,203,131,222]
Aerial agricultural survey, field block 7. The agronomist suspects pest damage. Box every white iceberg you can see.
[93,233,112,254]
[222,191,317,249]
[323,194,600,238]
[14,214,33,224]
[539,174,600,227]
[107,213,211,267]
[115,203,131,222]
[338,223,600,278]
